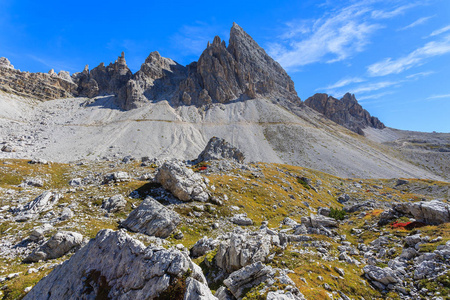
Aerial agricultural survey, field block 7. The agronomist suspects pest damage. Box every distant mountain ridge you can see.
[0,23,300,111]
[304,93,385,135]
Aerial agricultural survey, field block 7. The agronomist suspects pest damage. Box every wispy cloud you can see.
[367,34,450,76]
[398,16,433,31]
[358,91,394,101]
[405,71,434,79]
[350,80,402,94]
[430,25,450,37]
[268,3,382,70]
[318,77,364,91]
[427,93,450,100]
[371,3,418,19]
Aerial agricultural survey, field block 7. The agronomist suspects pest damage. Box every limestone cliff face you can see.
[173,23,300,107]
[0,57,77,100]
[0,23,300,110]
[304,93,385,135]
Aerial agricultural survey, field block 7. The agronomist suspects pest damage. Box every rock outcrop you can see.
[1,23,300,110]
[13,191,61,221]
[23,229,217,300]
[0,57,77,100]
[197,137,245,163]
[173,23,300,107]
[155,160,210,202]
[220,262,305,300]
[379,200,450,226]
[304,93,385,135]
[23,231,84,263]
[121,197,181,238]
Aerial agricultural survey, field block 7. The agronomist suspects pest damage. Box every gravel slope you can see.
[0,92,445,180]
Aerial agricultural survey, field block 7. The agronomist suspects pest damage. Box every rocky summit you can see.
[304,93,385,135]
[0,20,449,300]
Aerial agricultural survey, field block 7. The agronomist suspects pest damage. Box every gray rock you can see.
[393,200,450,225]
[215,229,276,273]
[59,207,74,221]
[0,57,14,69]
[23,229,215,300]
[223,262,304,300]
[24,231,84,263]
[190,236,219,258]
[230,213,253,226]
[155,160,210,202]
[197,137,245,163]
[301,214,338,229]
[68,178,82,186]
[14,191,61,221]
[121,197,181,238]
[102,194,127,213]
[29,224,54,242]
[363,265,399,286]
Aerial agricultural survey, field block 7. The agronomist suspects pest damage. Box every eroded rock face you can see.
[23,229,217,300]
[304,93,385,135]
[24,231,84,263]
[121,197,181,238]
[197,137,245,163]
[0,58,77,100]
[175,23,300,106]
[155,160,210,202]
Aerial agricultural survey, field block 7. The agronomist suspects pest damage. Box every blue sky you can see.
[1,0,449,132]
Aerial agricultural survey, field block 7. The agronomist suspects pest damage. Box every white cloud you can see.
[430,25,450,37]
[367,34,450,76]
[427,93,450,100]
[268,3,382,70]
[350,80,402,94]
[318,77,364,91]
[405,71,434,79]
[371,3,418,19]
[398,16,433,31]
[358,91,394,101]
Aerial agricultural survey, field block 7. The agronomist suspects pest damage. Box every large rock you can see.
[363,265,399,287]
[304,93,385,135]
[214,229,276,273]
[121,197,181,238]
[197,137,245,163]
[301,214,338,228]
[13,191,61,221]
[102,194,127,213]
[155,160,210,202]
[393,200,450,225]
[222,262,305,300]
[23,229,217,300]
[190,236,219,258]
[24,231,84,263]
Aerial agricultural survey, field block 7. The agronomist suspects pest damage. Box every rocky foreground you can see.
[0,138,449,299]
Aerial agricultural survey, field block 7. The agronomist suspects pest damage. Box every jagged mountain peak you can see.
[304,92,385,135]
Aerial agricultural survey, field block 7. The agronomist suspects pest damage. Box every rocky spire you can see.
[174,22,300,106]
[0,57,14,69]
[304,93,385,135]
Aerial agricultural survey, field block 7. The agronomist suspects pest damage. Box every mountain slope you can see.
[0,91,445,180]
